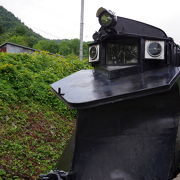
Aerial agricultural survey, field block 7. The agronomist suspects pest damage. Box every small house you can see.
[0,42,36,53]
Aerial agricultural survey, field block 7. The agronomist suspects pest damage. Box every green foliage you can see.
[33,40,60,54]
[0,24,4,34]
[34,39,89,57]
[26,36,39,48]
[0,52,90,111]
[83,41,89,57]
[58,40,71,55]
[0,6,42,39]
[0,6,43,47]
[0,53,91,179]
[58,39,88,57]
[7,35,29,47]
[14,25,27,36]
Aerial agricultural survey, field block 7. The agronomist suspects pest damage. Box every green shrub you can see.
[0,52,91,179]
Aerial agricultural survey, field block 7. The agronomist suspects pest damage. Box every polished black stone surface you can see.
[51,66,180,109]
[56,85,180,180]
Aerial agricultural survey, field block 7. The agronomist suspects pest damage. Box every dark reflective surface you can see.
[51,66,180,109]
[57,85,180,180]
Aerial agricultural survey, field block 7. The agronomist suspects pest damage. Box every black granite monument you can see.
[40,7,180,180]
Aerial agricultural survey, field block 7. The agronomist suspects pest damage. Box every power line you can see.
[30,25,62,39]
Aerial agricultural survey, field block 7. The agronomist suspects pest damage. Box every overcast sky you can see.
[1,0,180,44]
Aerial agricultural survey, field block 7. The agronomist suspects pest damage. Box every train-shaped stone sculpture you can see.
[40,7,180,180]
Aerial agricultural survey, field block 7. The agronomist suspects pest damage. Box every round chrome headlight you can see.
[89,46,98,60]
[96,7,117,28]
[89,45,99,62]
[148,42,162,57]
[99,11,113,27]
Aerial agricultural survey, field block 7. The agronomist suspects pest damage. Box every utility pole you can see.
[79,0,84,61]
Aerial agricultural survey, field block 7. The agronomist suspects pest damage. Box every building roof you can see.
[0,42,63,57]
[0,42,37,51]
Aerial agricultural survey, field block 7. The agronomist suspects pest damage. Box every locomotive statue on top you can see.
[89,7,180,79]
[40,7,180,180]
[50,7,180,109]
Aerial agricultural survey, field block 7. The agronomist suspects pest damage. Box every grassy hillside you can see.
[0,6,89,57]
[0,6,43,48]
[0,53,91,179]
[0,6,42,38]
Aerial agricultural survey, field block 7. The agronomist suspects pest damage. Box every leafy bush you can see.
[0,52,91,179]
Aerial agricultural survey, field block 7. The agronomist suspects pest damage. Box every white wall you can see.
[6,44,34,53]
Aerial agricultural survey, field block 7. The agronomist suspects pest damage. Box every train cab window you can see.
[106,39,139,65]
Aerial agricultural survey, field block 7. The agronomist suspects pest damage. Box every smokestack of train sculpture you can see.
[40,7,180,180]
